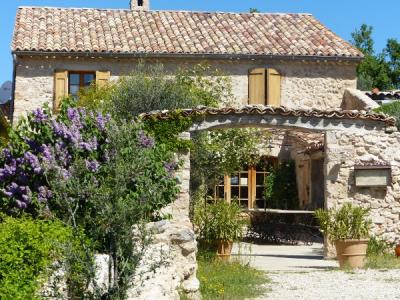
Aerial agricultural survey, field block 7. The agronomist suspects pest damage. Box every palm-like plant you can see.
[315,203,371,241]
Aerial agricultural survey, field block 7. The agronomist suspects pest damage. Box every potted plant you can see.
[315,203,371,268]
[194,200,248,260]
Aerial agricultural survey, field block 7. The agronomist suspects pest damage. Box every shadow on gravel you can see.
[232,253,324,260]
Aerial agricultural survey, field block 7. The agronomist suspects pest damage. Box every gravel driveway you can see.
[260,269,400,300]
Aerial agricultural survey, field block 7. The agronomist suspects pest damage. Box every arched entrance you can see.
[142,105,398,257]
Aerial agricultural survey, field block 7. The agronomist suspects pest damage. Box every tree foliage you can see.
[374,101,400,129]
[263,161,299,210]
[249,8,260,13]
[351,24,400,90]
[78,62,232,118]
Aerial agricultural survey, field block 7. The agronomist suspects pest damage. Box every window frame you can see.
[212,157,278,209]
[68,71,96,97]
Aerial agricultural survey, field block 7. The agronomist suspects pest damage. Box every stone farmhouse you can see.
[10,1,400,297]
[11,1,380,213]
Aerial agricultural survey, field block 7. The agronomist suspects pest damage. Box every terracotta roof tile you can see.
[12,7,363,58]
[139,106,396,127]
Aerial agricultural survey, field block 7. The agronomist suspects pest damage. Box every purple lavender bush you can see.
[0,102,109,215]
[0,100,179,218]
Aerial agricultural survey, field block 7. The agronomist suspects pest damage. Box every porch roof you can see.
[139,105,396,127]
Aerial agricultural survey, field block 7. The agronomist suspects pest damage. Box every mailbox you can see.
[354,165,391,187]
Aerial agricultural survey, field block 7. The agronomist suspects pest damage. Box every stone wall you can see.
[325,129,400,256]
[127,138,200,299]
[13,55,357,122]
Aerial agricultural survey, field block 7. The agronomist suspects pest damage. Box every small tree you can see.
[78,62,233,118]
[249,8,260,13]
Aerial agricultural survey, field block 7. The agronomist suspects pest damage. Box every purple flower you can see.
[40,144,53,162]
[60,168,71,180]
[1,148,12,160]
[164,161,177,177]
[78,107,87,119]
[25,139,40,151]
[32,108,48,123]
[37,186,52,202]
[24,152,42,174]
[79,137,98,152]
[67,108,78,121]
[55,141,71,166]
[3,183,32,209]
[51,120,82,146]
[67,108,83,129]
[95,113,107,131]
[138,131,155,149]
[16,200,27,209]
[0,159,17,179]
[85,159,100,173]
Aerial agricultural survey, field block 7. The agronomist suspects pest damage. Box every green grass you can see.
[196,250,269,300]
[365,255,400,269]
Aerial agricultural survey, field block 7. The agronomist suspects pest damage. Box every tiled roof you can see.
[365,90,400,101]
[139,105,396,127]
[12,7,363,59]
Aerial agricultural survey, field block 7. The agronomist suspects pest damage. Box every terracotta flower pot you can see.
[335,239,369,269]
[216,240,233,261]
[395,244,400,257]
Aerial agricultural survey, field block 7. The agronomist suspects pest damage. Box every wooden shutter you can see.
[266,68,281,107]
[96,71,110,87]
[248,68,266,105]
[54,70,68,112]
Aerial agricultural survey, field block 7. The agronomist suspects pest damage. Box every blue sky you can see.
[1,0,399,84]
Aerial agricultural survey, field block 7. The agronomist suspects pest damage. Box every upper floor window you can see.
[68,72,96,97]
[248,68,281,106]
[54,70,110,113]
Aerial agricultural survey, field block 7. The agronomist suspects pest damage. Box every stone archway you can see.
[143,106,399,247]
[137,105,400,297]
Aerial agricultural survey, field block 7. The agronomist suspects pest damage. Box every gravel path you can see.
[259,269,400,300]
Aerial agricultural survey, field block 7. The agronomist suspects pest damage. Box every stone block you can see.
[170,228,195,243]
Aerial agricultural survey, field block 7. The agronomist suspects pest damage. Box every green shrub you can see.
[77,63,233,153]
[263,161,299,210]
[77,63,231,118]
[374,101,400,129]
[194,201,248,242]
[0,215,72,299]
[367,236,393,257]
[0,110,8,145]
[314,203,371,241]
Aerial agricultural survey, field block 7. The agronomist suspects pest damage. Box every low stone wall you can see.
[127,220,199,300]
[127,143,199,299]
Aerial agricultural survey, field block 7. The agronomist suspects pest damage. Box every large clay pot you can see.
[216,240,233,261]
[395,244,400,257]
[334,240,345,266]
[335,239,369,269]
